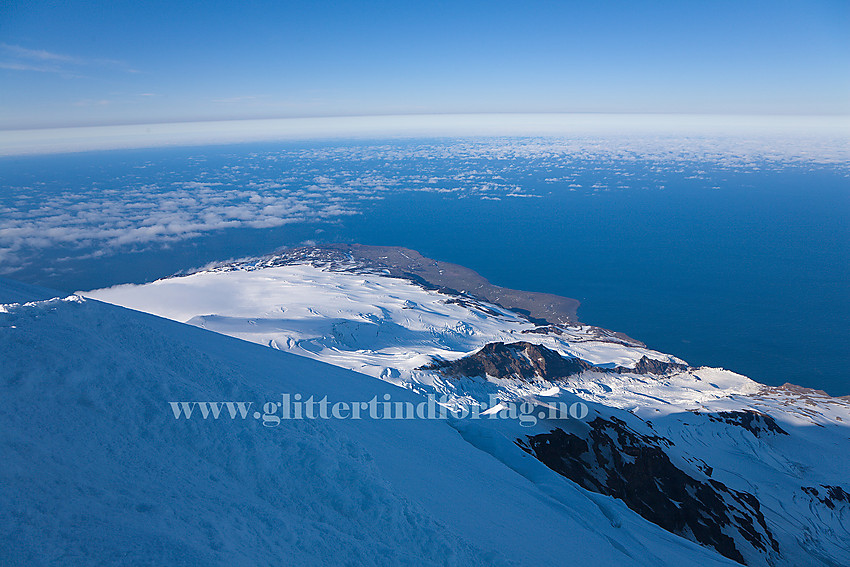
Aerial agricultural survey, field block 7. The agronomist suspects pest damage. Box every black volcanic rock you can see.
[421,342,689,383]
[695,410,789,437]
[521,325,565,335]
[615,355,689,375]
[803,485,850,510]
[519,417,779,565]
[421,342,592,381]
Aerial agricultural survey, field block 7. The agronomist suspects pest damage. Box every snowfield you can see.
[81,258,850,566]
[1,277,738,566]
[86,264,713,392]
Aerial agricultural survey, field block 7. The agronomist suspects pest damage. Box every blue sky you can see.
[1,0,848,128]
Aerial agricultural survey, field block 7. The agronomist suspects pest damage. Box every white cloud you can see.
[0,43,79,63]
[0,61,62,73]
[0,43,137,77]
[0,168,364,272]
[1,134,848,276]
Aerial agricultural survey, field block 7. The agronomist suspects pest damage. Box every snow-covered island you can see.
[2,245,848,566]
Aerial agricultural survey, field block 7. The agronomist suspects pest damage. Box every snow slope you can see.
[83,258,850,566]
[0,279,738,566]
[85,264,703,391]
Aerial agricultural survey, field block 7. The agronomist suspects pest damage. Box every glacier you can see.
[1,276,740,566]
[79,247,850,566]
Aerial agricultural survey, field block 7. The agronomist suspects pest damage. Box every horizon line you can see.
[1,112,849,157]
[4,110,850,133]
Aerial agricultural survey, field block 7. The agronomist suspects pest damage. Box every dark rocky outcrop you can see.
[694,410,789,437]
[442,297,504,317]
[775,383,830,397]
[426,342,784,564]
[522,324,644,347]
[802,485,850,510]
[519,417,779,565]
[421,341,592,381]
[614,355,689,375]
[521,325,565,336]
[421,342,689,382]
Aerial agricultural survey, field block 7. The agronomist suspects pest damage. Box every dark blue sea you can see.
[2,140,848,394]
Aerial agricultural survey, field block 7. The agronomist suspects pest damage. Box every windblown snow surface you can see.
[81,256,850,566]
[0,277,738,566]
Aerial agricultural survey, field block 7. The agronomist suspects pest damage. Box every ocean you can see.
[2,139,848,394]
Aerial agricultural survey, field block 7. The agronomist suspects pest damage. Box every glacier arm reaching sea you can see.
[82,246,850,566]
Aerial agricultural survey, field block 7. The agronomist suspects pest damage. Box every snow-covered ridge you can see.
[245,244,586,327]
[3,277,746,566]
[83,248,850,566]
[84,255,694,393]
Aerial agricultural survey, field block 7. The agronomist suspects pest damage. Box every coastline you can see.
[209,243,646,348]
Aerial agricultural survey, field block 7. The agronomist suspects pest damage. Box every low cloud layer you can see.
[1,136,847,275]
